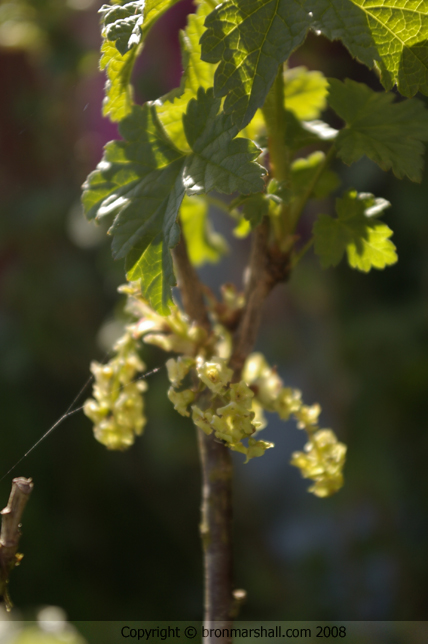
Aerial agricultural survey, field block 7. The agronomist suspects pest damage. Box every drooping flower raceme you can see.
[243,352,347,496]
[84,283,346,494]
[83,332,147,450]
[290,430,347,497]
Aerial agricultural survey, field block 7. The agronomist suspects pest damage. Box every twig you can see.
[172,233,233,642]
[230,218,291,377]
[172,233,210,332]
[0,477,34,610]
[174,219,290,638]
[197,430,233,637]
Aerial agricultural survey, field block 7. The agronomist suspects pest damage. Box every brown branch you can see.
[0,477,34,610]
[172,233,210,332]
[230,218,291,377]
[198,430,233,637]
[172,232,233,642]
[173,219,290,637]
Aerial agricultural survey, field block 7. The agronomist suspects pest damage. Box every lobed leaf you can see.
[201,0,428,129]
[183,88,265,195]
[181,2,216,95]
[141,0,184,40]
[99,0,182,122]
[155,2,216,151]
[99,2,144,56]
[313,190,397,272]
[100,40,137,122]
[291,152,340,200]
[328,78,428,182]
[352,0,428,97]
[239,67,333,145]
[82,88,264,313]
[284,66,329,121]
[180,195,228,266]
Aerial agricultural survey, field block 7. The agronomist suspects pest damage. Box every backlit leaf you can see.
[328,78,428,181]
[291,152,340,200]
[313,190,397,272]
[155,2,216,151]
[201,0,428,129]
[284,66,329,121]
[180,195,228,266]
[99,0,181,122]
[82,88,264,313]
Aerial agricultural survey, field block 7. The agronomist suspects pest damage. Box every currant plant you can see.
[82,0,428,632]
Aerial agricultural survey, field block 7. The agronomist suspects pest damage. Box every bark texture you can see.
[0,477,33,610]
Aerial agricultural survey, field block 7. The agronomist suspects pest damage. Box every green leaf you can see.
[328,78,428,182]
[83,105,185,313]
[180,195,228,266]
[284,109,325,151]
[291,152,340,200]
[82,88,264,313]
[125,232,179,314]
[200,0,428,129]
[232,192,274,237]
[241,109,266,143]
[100,0,182,54]
[182,88,265,195]
[99,0,181,122]
[313,190,397,272]
[181,3,216,95]
[140,0,183,40]
[99,1,144,56]
[352,0,428,97]
[241,194,270,228]
[233,217,252,238]
[100,40,137,122]
[284,66,328,121]
[155,2,216,151]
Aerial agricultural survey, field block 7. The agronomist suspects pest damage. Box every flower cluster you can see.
[290,430,347,497]
[243,353,346,497]
[84,283,346,495]
[120,283,211,356]
[166,356,195,416]
[83,332,147,450]
[167,355,273,462]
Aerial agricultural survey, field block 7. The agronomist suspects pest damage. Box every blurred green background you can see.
[1,0,428,637]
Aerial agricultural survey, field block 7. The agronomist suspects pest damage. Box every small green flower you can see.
[295,403,321,429]
[166,356,195,387]
[196,356,233,395]
[273,387,302,420]
[290,429,347,497]
[244,438,274,462]
[168,387,195,417]
[229,381,254,410]
[191,405,214,436]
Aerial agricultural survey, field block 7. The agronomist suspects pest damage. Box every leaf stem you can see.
[172,232,210,331]
[291,237,314,268]
[205,195,232,216]
[262,66,289,183]
[290,145,336,231]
